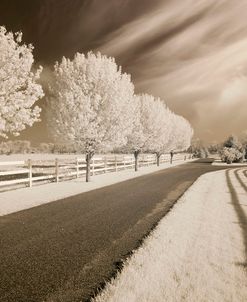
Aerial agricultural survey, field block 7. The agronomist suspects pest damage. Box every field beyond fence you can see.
[0,153,190,192]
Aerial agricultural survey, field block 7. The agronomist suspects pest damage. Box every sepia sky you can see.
[1,0,247,144]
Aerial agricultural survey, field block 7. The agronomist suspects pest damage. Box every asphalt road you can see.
[0,159,227,302]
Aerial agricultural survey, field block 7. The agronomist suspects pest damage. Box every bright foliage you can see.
[126,94,193,155]
[47,52,135,155]
[0,26,43,138]
[0,25,193,156]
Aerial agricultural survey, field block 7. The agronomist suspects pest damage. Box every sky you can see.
[1,0,247,144]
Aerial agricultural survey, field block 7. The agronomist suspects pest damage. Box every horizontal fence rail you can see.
[0,153,192,191]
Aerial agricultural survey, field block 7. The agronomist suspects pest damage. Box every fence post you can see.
[104,156,107,173]
[140,154,143,167]
[92,158,95,176]
[135,154,138,171]
[76,158,79,178]
[55,158,59,182]
[28,159,32,187]
[115,155,117,172]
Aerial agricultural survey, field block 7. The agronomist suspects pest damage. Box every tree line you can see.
[0,26,193,181]
[189,135,247,164]
[0,140,77,155]
[220,135,247,164]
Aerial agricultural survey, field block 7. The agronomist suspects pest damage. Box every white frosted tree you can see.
[126,94,172,170]
[125,95,145,171]
[46,52,135,182]
[0,26,44,138]
[168,114,194,154]
[127,93,193,169]
[174,115,194,151]
[146,99,173,166]
[181,118,194,151]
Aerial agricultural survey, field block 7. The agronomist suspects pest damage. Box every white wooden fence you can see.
[0,153,191,191]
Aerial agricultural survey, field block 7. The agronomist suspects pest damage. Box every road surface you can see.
[0,159,227,302]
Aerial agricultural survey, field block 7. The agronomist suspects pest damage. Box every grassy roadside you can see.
[93,169,247,302]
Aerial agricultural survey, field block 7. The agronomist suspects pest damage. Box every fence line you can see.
[0,153,191,191]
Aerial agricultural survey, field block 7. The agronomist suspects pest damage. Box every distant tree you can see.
[220,135,244,163]
[188,138,201,154]
[0,140,31,154]
[169,114,194,153]
[0,26,44,138]
[141,95,173,167]
[125,94,172,170]
[0,141,11,154]
[126,94,193,169]
[207,142,222,154]
[47,52,135,181]
[223,135,242,150]
[239,132,247,160]
[188,139,209,159]
[38,142,55,154]
[197,147,209,159]
[220,147,243,164]
[13,140,31,153]
[53,143,77,154]
[124,95,146,171]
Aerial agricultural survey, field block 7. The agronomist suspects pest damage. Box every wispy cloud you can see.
[98,0,247,142]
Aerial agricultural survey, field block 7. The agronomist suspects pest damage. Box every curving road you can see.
[0,159,227,302]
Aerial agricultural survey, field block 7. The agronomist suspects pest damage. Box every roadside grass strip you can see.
[93,169,247,302]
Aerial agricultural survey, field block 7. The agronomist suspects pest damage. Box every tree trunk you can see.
[156,153,161,166]
[86,152,93,182]
[134,151,139,171]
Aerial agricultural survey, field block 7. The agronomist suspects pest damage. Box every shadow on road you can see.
[226,169,247,268]
[190,158,215,164]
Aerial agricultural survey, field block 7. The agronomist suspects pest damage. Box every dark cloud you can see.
[0,0,161,63]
